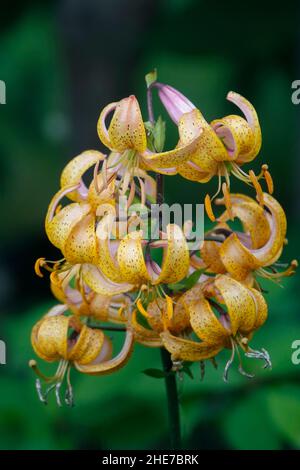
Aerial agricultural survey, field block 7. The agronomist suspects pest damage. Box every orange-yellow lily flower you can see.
[161,275,270,381]
[191,193,297,283]
[97,94,203,175]
[156,83,274,220]
[30,309,134,406]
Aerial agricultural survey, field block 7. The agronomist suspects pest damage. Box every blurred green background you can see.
[0,0,299,450]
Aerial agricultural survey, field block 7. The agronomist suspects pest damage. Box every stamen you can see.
[137,177,146,206]
[256,259,298,281]
[223,338,236,383]
[222,182,233,220]
[137,299,151,319]
[171,359,183,372]
[204,194,216,222]
[165,295,173,321]
[34,258,67,277]
[249,170,264,205]
[261,164,274,194]
[127,179,136,208]
[55,382,63,407]
[35,379,47,405]
[245,347,272,369]
[30,359,73,407]
[234,343,254,379]
[65,365,74,407]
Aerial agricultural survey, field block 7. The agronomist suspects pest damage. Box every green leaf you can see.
[153,116,166,152]
[142,368,169,379]
[145,69,157,88]
[168,268,206,292]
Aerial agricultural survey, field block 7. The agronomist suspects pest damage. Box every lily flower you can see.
[191,193,297,283]
[97,94,203,175]
[36,151,157,296]
[161,275,271,381]
[30,309,134,406]
[50,266,130,324]
[156,83,273,220]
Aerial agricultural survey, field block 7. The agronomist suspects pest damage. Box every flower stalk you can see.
[148,78,182,449]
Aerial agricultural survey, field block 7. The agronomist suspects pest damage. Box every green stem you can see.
[156,169,181,450]
[146,79,182,449]
[160,348,182,450]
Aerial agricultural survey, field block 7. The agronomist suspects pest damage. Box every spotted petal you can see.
[82,264,133,296]
[189,294,231,344]
[75,329,134,375]
[153,224,190,285]
[98,96,147,153]
[64,213,98,264]
[117,231,150,284]
[60,150,105,202]
[160,331,222,362]
[215,275,257,335]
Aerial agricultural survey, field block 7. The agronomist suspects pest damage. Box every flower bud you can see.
[156,83,195,124]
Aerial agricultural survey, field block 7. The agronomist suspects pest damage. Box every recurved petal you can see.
[107,96,147,153]
[219,233,259,281]
[63,213,98,264]
[226,91,261,163]
[214,275,257,335]
[179,109,229,171]
[97,102,118,149]
[117,231,150,285]
[189,295,230,344]
[154,224,189,285]
[34,315,70,361]
[60,150,105,202]
[211,115,253,159]
[142,128,203,171]
[31,320,60,362]
[75,329,134,375]
[250,193,287,266]
[68,326,106,364]
[217,194,270,249]
[82,264,133,295]
[248,288,268,330]
[45,187,90,251]
[160,331,223,362]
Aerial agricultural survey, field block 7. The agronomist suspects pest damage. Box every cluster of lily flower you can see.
[30,74,297,406]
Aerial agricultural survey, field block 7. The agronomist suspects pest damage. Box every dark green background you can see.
[0,0,299,450]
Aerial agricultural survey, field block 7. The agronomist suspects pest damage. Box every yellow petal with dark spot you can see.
[215,275,256,335]
[160,331,222,362]
[64,213,98,264]
[60,150,105,202]
[117,231,150,284]
[189,295,231,344]
[108,96,147,153]
[154,224,189,285]
[75,329,134,375]
[82,264,133,295]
